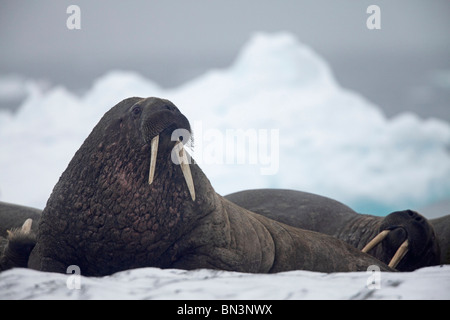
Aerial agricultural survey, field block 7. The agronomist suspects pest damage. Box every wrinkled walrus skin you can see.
[226,189,444,271]
[431,215,450,264]
[27,97,392,276]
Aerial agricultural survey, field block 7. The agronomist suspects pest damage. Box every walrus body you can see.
[431,215,450,264]
[226,189,443,271]
[28,97,391,276]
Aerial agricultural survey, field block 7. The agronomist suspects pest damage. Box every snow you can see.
[1,32,449,215]
[1,265,449,300]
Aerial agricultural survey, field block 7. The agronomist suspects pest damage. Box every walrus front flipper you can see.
[0,219,36,271]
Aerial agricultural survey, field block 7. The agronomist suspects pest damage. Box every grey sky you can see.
[1,0,449,120]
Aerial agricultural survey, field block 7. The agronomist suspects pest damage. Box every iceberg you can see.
[0,32,449,215]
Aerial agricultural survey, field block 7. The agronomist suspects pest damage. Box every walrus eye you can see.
[132,105,142,116]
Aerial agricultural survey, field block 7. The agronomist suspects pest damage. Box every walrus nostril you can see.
[405,210,423,223]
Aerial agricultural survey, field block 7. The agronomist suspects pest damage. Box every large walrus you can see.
[226,189,446,271]
[24,97,392,276]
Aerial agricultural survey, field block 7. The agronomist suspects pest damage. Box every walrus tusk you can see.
[148,135,159,185]
[388,239,409,269]
[175,141,196,201]
[361,230,390,253]
[21,218,33,233]
[362,229,409,269]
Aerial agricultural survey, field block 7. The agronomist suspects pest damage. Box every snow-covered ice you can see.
[1,265,449,300]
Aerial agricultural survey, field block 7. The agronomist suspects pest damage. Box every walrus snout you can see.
[136,97,191,144]
[362,210,440,270]
[131,97,195,201]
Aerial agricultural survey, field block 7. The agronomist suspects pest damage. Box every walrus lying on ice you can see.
[226,189,445,271]
[2,191,447,272]
[9,97,392,276]
[0,202,40,270]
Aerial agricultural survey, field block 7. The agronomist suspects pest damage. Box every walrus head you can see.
[133,97,195,200]
[0,219,36,270]
[362,210,441,271]
[30,97,217,276]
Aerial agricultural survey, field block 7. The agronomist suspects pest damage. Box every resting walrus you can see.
[26,97,391,276]
[0,202,40,271]
[431,215,450,264]
[0,201,41,236]
[226,189,444,271]
[0,218,36,270]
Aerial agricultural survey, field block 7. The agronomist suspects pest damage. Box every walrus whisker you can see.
[5,218,33,241]
[361,230,390,253]
[175,141,196,201]
[388,239,409,268]
[148,135,159,185]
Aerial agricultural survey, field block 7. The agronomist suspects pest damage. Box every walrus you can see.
[0,218,36,270]
[431,215,450,264]
[27,97,392,276]
[0,202,40,271]
[225,189,444,271]
[0,201,41,236]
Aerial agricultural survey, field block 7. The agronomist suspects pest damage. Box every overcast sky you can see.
[1,0,449,120]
